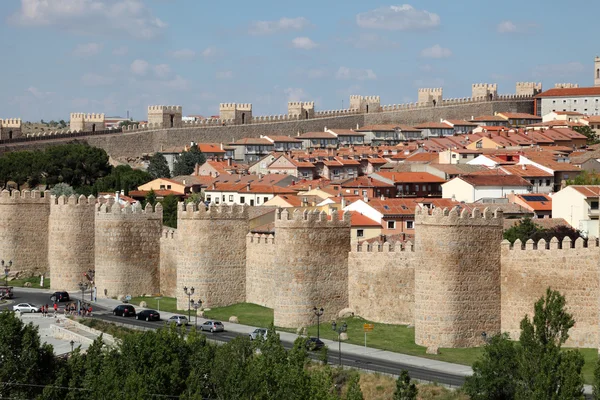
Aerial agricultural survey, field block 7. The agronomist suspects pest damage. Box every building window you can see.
[240,196,245,204]
[256,198,260,204]
[415,185,419,192]
[229,195,234,202]
[222,195,225,201]
[362,190,367,196]
[357,229,364,238]
[406,221,414,229]
[354,190,359,195]
[387,221,396,229]
[462,154,468,159]
[592,201,599,210]
[206,195,211,202]
[264,197,269,203]
[476,141,482,149]
[160,185,165,189]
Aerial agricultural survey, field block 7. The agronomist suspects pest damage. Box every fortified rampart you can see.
[159,228,177,298]
[0,190,49,275]
[176,203,249,310]
[94,201,162,299]
[246,233,276,308]
[49,194,96,291]
[272,209,351,328]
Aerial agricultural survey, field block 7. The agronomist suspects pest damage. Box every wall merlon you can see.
[415,206,503,225]
[246,232,275,244]
[178,202,248,220]
[506,236,596,251]
[354,240,414,253]
[275,208,351,226]
[162,228,176,239]
[51,194,96,206]
[0,189,49,203]
[96,202,162,216]
[1,118,22,127]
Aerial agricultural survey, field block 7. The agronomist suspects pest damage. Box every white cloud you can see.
[171,48,196,60]
[349,33,400,50]
[497,20,518,33]
[335,67,377,81]
[130,59,149,76]
[308,68,327,79]
[72,42,102,57]
[201,47,221,59]
[356,5,440,31]
[291,37,317,50]
[216,71,233,80]
[112,46,128,56]
[420,44,452,59]
[249,17,310,35]
[81,73,115,86]
[284,87,309,101]
[26,86,52,99]
[11,0,166,39]
[153,64,171,79]
[533,62,585,78]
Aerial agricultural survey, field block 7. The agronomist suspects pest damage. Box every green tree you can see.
[393,370,418,400]
[345,373,364,400]
[144,189,157,207]
[160,194,179,228]
[573,125,599,145]
[463,333,518,400]
[565,170,600,186]
[147,153,171,179]
[93,165,152,194]
[173,146,206,176]
[503,217,542,244]
[309,367,338,400]
[50,182,76,197]
[185,192,204,204]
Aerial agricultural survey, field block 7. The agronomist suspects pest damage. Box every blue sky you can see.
[1,0,599,121]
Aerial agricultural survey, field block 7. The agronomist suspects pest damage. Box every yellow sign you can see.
[363,323,374,332]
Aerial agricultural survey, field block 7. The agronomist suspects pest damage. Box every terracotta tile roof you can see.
[543,128,587,140]
[403,152,439,163]
[587,116,600,123]
[456,174,532,187]
[366,198,419,215]
[444,119,479,126]
[470,115,507,122]
[497,112,541,120]
[554,111,584,116]
[523,154,582,171]
[500,165,553,177]
[329,129,364,136]
[514,194,553,211]
[373,171,446,183]
[287,178,331,191]
[341,176,395,188]
[128,189,183,197]
[527,120,587,128]
[230,138,274,145]
[298,131,337,139]
[428,164,490,175]
[264,135,302,142]
[328,211,380,226]
[414,122,452,129]
[356,124,400,131]
[535,87,600,98]
[269,194,303,207]
[569,185,600,197]
[170,175,215,186]
[503,218,568,230]
[196,143,226,153]
[397,125,422,132]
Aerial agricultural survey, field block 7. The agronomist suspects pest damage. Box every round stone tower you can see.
[176,202,249,310]
[95,200,162,298]
[414,206,503,350]
[273,209,351,329]
[49,194,96,291]
[0,190,50,276]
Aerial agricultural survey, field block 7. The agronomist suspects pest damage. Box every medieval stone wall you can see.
[500,237,600,348]
[176,203,249,310]
[159,228,177,298]
[48,194,96,291]
[348,241,416,325]
[414,207,504,350]
[245,233,276,308]
[95,201,162,298]
[272,209,351,328]
[0,190,49,276]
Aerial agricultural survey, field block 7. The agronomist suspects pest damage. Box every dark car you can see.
[306,337,325,351]
[137,309,160,321]
[50,291,70,302]
[112,304,136,317]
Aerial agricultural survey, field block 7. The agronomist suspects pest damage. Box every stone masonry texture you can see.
[245,233,276,308]
[0,190,49,276]
[272,209,351,329]
[176,203,249,310]
[414,207,503,349]
[159,228,177,298]
[49,194,96,291]
[94,202,162,299]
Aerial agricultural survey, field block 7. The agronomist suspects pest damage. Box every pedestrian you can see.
[45,304,49,317]
[53,302,57,316]
[88,305,92,317]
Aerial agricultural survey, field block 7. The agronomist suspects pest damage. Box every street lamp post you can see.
[78,282,87,315]
[183,286,195,322]
[70,340,74,353]
[191,299,202,329]
[313,307,324,340]
[1,260,12,288]
[332,321,347,366]
[86,270,95,301]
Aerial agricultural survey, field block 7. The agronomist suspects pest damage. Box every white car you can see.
[249,328,268,340]
[13,303,40,313]
[168,315,189,326]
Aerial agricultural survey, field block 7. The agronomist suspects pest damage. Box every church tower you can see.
[595,56,600,87]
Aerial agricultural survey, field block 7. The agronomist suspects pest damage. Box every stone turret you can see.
[414,206,503,351]
[0,118,22,140]
[417,88,443,106]
[516,82,542,96]
[69,113,105,132]
[472,83,497,100]
[49,195,96,291]
[219,103,252,125]
[287,101,315,119]
[0,190,50,276]
[176,202,249,309]
[95,200,162,298]
[273,209,351,328]
[349,95,380,113]
[147,106,182,129]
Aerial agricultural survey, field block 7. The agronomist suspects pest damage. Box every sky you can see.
[1,0,599,122]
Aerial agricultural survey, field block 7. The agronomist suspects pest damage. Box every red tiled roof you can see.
[444,119,478,126]
[569,185,600,197]
[341,176,395,188]
[470,115,507,122]
[403,153,439,163]
[497,112,541,120]
[196,143,226,153]
[128,190,183,197]
[500,165,553,177]
[265,135,302,142]
[298,131,337,139]
[230,138,273,145]
[374,172,446,183]
[329,129,364,136]
[355,124,400,131]
[457,174,532,187]
[535,87,600,98]
[414,122,452,129]
[514,194,553,211]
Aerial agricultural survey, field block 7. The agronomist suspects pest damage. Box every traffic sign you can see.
[363,323,374,332]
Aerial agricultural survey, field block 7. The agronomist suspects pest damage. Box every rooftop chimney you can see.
[227,158,233,166]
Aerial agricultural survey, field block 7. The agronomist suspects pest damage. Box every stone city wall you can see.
[159,228,177,298]
[273,209,351,328]
[0,190,50,276]
[49,194,96,291]
[176,203,249,310]
[500,237,600,348]
[245,233,276,309]
[348,241,416,325]
[95,201,162,299]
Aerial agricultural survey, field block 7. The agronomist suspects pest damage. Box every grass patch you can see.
[77,318,136,339]
[7,276,50,289]
[578,348,598,384]
[204,303,274,327]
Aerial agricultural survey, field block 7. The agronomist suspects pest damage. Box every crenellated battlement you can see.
[503,236,599,251]
[288,101,315,108]
[415,206,503,226]
[51,194,96,206]
[1,118,22,127]
[0,189,49,203]
[246,232,276,245]
[275,208,351,227]
[96,201,162,215]
[472,83,497,89]
[148,105,182,113]
[162,227,176,239]
[554,83,580,88]
[353,240,414,253]
[516,82,542,89]
[178,202,248,220]
[69,113,105,122]
[237,103,252,111]
[418,88,443,93]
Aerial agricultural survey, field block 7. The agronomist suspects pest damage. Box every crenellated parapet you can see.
[1,118,22,128]
[0,189,48,204]
[178,202,248,220]
[148,105,182,113]
[96,200,163,217]
[275,208,351,228]
[288,101,315,119]
[246,232,275,245]
[417,88,443,106]
[147,105,183,128]
[415,205,503,226]
[472,83,498,100]
[219,103,252,124]
[349,95,381,113]
[352,240,413,252]
[555,83,579,89]
[69,112,106,132]
[516,82,542,96]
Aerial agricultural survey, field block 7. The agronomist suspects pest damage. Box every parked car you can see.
[13,303,40,313]
[200,320,225,333]
[112,304,136,317]
[0,286,13,299]
[249,328,268,340]
[50,291,70,302]
[306,337,325,351]
[168,315,189,326]
[137,309,160,321]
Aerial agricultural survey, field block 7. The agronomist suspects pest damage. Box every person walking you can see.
[53,302,57,317]
[45,304,49,317]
